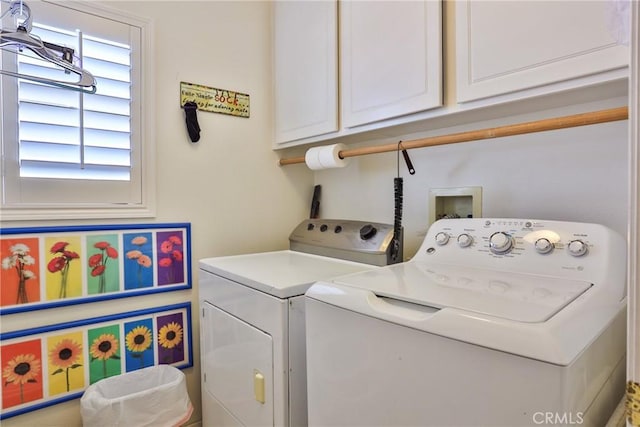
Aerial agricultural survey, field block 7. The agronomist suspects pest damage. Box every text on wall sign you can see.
[180,81,250,118]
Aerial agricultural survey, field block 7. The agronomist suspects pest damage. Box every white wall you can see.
[0,2,312,426]
[0,2,630,426]
[314,96,629,259]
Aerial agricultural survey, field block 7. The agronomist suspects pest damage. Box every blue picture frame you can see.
[0,302,193,420]
[0,223,192,315]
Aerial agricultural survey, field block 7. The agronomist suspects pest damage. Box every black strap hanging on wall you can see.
[182,102,201,143]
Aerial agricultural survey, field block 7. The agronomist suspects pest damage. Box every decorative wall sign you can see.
[0,223,191,315]
[0,302,192,420]
[180,81,250,118]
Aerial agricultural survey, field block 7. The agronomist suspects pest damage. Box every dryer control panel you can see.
[416,218,625,293]
[289,219,402,266]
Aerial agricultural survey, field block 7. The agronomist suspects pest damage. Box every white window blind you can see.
[1,0,155,220]
[18,25,133,181]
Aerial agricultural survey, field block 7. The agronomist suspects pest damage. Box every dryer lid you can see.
[330,261,591,323]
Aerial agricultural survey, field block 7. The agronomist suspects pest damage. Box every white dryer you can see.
[199,219,401,427]
[305,218,627,427]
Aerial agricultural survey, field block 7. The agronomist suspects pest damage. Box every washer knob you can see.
[489,232,513,254]
[534,238,554,254]
[359,224,377,240]
[567,239,588,257]
[435,232,450,246]
[457,233,473,248]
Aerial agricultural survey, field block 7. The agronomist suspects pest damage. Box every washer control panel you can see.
[415,218,625,285]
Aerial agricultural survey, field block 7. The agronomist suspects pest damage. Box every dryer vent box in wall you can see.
[429,187,482,226]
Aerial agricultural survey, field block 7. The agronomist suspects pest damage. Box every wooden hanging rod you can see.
[278,106,629,166]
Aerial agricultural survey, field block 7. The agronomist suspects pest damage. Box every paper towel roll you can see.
[304,147,323,170]
[305,144,350,170]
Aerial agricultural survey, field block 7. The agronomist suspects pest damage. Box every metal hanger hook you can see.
[1,0,32,32]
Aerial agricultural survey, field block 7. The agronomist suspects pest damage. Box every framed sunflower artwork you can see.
[0,302,192,420]
[0,223,191,315]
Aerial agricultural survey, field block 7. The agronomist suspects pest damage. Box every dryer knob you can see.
[457,233,473,248]
[489,232,513,254]
[359,224,377,240]
[435,232,450,245]
[567,239,588,257]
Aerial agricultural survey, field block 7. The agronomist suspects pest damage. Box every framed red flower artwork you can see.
[1,224,191,315]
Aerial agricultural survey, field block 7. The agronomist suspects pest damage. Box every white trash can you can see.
[80,365,193,427]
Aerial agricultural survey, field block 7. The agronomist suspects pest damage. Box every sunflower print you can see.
[2,353,41,385]
[50,339,82,369]
[49,338,83,393]
[158,322,183,349]
[90,334,119,361]
[126,326,152,353]
[628,381,640,426]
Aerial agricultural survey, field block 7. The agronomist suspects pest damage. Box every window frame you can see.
[0,0,155,221]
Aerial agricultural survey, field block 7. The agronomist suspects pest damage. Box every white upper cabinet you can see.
[272,0,626,148]
[340,0,443,128]
[456,0,629,103]
[273,0,443,147]
[273,1,338,144]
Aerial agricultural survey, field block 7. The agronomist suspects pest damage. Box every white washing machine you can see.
[305,218,627,427]
[199,219,401,427]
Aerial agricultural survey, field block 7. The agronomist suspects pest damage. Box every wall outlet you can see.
[429,187,482,226]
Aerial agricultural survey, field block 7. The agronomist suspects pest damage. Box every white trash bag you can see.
[80,365,193,427]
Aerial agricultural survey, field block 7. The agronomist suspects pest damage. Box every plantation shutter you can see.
[1,0,152,217]
[18,24,132,181]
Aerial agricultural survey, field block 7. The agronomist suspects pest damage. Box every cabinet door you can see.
[201,302,274,426]
[340,1,442,128]
[456,0,629,103]
[274,1,338,144]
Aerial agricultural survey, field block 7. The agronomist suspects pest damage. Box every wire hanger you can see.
[0,0,97,93]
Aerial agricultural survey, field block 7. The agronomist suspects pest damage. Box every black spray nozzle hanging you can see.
[182,101,201,143]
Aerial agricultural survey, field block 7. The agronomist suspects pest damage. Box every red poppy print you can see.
[49,242,69,254]
[91,265,106,277]
[88,253,103,268]
[86,237,120,295]
[158,258,172,268]
[156,231,185,286]
[48,241,79,299]
[48,257,66,273]
[160,241,173,254]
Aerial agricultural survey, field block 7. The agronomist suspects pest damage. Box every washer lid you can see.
[200,250,375,298]
[330,261,591,323]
